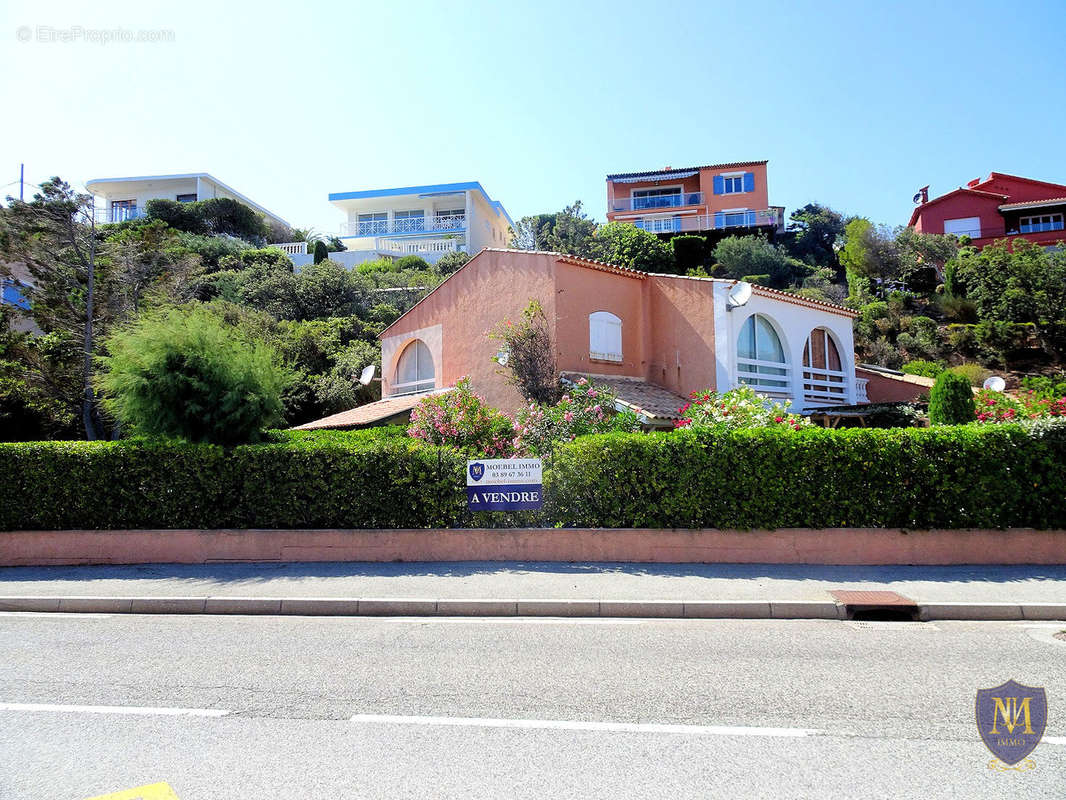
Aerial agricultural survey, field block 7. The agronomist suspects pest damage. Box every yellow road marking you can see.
[84,782,180,800]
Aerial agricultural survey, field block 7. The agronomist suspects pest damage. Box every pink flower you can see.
[564,411,574,423]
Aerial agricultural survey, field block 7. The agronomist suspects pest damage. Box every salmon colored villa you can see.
[605,160,785,238]
[908,172,1066,249]
[297,250,861,431]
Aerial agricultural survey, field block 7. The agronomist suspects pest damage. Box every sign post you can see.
[466,458,544,511]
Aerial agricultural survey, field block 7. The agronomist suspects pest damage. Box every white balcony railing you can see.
[343,214,467,237]
[272,241,309,255]
[610,192,704,213]
[856,377,869,403]
[632,209,783,234]
[93,207,147,225]
[376,237,460,257]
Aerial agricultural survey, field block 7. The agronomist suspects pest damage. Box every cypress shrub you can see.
[929,370,976,424]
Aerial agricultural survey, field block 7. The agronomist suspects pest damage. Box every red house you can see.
[908,172,1066,249]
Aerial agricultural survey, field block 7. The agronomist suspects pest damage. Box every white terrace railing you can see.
[272,241,309,255]
[376,237,460,257]
[856,377,869,403]
[93,207,147,225]
[802,364,849,407]
[343,214,467,237]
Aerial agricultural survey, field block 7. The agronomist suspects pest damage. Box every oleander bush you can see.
[1,424,1064,530]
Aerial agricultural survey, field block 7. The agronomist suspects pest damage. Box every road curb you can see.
[1,596,1063,620]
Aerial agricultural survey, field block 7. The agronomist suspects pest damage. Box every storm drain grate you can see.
[830,590,919,621]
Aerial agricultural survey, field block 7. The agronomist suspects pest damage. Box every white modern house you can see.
[323,181,513,267]
[85,173,290,230]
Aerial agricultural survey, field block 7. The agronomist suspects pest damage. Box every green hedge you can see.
[2,425,1065,530]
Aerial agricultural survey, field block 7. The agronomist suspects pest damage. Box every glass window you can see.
[632,187,683,210]
[589,311,623,362]
[737,314,788,390]
[176,193,197,203]
[1019,213,1064,234]
[393,210,425,232]
[723,176,744,194]
[110,199,137,222]
[803,328,845,402]
[394,339,434,393]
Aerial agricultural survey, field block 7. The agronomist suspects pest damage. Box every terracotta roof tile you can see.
[291,390,447,430]
[606,160,768,180]
[562,372,686,422]
[998,196,1066,210]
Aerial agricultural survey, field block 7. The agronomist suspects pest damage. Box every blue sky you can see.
[3,0,1065,234]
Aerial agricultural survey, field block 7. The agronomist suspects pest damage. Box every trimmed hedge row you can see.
[2,425,1065,530]
[543,426,1066,529]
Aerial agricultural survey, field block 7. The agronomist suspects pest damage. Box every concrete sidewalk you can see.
[0,562,1064,620]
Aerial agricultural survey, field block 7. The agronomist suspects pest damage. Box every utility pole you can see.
[19,163,24,201]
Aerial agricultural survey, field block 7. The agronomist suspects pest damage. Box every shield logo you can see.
[468,462,485,482]
[975,680,1047,764]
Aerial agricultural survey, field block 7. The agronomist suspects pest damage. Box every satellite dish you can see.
[726,281,752,311]
[983,375,1006,392]
[359,364,376,385]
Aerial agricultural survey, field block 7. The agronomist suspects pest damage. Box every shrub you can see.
[489,300,560,405]
[542,425,1066,529]
[901,360,944,378]
[948,362,992,387]
[671,235,707,274]
[1021,374,1066,400]
[435,250,470,275]
[98,305,290,444]
[677,386,808,431]
[974,388,1066,423]
[145,197,268,242]
[313,240,328,264]
[588,222,675,273]
[928,370,975,425]
[512,377,640,456]
[407,377,514,457]
[3,425,1066,530]
[393,255,432,272]
[355,258,395,275]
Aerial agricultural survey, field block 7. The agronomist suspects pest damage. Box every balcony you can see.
[376,237,462,257]
[632,209,782,234]
[343,214,467,237]
[93,206,147,225]
[610,192,703,213]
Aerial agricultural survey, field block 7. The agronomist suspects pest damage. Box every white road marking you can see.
[0,618,112,622]
[0,703,229,717]
[351,713,820,737]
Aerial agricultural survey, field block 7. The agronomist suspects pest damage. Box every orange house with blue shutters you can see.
[605,160,785,240]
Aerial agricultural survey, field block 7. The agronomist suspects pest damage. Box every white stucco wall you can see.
[712,283,857,411]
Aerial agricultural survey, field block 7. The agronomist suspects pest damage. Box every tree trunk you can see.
[82,216,99,440]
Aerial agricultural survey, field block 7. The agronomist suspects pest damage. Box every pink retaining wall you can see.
[1,528,1064,566]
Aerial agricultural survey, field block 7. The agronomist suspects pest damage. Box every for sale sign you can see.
[466,458,543,511]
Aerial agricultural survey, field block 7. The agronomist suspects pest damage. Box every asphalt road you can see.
[1,614,1063,799]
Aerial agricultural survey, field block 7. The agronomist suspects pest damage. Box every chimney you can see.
[967,178,981,188]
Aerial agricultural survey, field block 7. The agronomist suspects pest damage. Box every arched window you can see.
[589,311,623,362]
[394,339,435,394]
[802,328,845,404]
[737,313,789,392]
